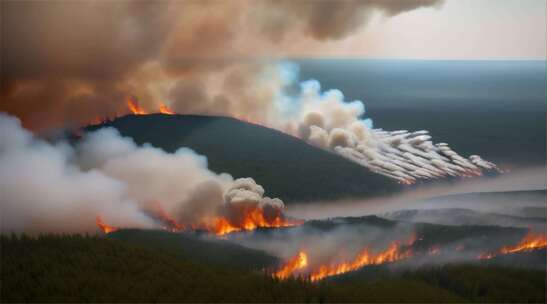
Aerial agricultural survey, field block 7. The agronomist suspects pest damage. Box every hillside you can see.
[84,114,399,203]
[383,208,546,228]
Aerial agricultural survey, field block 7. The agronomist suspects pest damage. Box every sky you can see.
[336,0,547,59]
[1,0,545,130]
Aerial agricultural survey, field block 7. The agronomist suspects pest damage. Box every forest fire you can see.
[478,232,547,260]
[96,216,119,234]
[127,98,147,115]
[309,241,413,281]
[159,103,175,114]
[147,203,303,236]
[274,238,415,282]
[207,206,303,236]
[274,251,308,279]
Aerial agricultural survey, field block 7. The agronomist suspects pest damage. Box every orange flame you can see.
[274,236,415,282]
[145,203,302,236]
[127,98,147,115]
[500,232,547,254]
[200,207,303,236]
[273,251,308,280]
[159,103,175,115]
[152,203,185,232]
[96,216,119,234]
[309,241,413,281]
[478,232,547,260]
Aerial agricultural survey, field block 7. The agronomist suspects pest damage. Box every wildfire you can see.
[274,251,309,280]
[478,232,547,260]
[145,203,302,236]
[309,241,413,281]
[159,103,175,115]
[127,97,147,115]
[500,232,547,254]
[274,238,415,282]
[200,207,303,236]
[151,203,185,232]
[96,216,119,234]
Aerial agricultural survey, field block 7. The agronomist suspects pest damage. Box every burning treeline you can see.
[273,233,416,281]
[0,113,299,235]
[271,231,547,282]
[478,232,547,260]
[96,180,303,236]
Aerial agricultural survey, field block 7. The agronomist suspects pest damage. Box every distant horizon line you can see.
[289,57,546,62]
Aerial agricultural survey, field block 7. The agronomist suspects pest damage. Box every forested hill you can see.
[85,114,400,203]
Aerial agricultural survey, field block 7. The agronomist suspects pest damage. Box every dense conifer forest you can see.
[2,233,545,303]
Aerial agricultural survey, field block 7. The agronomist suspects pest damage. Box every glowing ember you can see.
[478,232,547,260]
[273,251,308,280]
[159,103,175,114]
[96,216,119,234]
[127,98,147,115]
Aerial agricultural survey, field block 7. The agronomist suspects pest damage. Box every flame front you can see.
[274,251,308,280]
[127,98,147,115]
[159,103,175,114]
[500,232,547,254]
[201,207,303,236]
[96,216,119,234]
[309,242,412,281]
[146,204,302,236]
[274,239,414,282]
[478,232,547,260]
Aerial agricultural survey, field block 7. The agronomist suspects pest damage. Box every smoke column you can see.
[1,0,444,130]
[0,113,291,234]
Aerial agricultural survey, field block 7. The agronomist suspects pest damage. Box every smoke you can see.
[0,113,287,234]
[223,64,501,183]
[4,0,487,184]
[287,166,547,221]
[1,0,444,130]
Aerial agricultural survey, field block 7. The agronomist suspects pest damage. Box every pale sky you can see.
[318,0,546,59]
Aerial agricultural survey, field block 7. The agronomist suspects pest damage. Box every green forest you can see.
[2,233,545,303]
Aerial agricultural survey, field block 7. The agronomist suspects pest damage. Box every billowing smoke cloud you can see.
[232,64,501,183]
[2,0,495,184]
[1,0,443,130]
[0,113,289,234]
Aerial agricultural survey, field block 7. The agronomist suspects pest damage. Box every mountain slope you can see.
[84,114,400,203]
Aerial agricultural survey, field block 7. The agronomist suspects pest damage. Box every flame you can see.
[309,241,413,281]
[273,251,308,280]
[159,103,175,115]
[96,216,119,234]
[151,203,185,232]
[201,207,303,236]
[478,232,547,260]
[127,97,147,115]
[500,232,547,254]
[274,237,415,282]
[144,203,302,236]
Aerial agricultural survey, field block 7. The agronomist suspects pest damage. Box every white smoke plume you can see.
[0,113,287,234]
[242,63,502,184]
